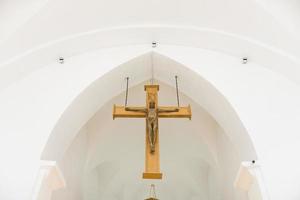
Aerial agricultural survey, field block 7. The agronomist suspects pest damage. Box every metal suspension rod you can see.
[151,53,154,85]
[175,75,180,107]
[125,77,129,107]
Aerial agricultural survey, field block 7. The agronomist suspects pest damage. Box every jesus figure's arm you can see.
[125,107,147,113]
[158,107,179,113]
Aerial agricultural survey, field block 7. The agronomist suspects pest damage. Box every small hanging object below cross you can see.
[145,184,158,200]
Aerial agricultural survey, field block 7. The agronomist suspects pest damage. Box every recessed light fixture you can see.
[242,57,248,64]
[58,57,64,64]
[152,41,157,48]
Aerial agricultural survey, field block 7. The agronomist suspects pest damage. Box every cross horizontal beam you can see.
[113,105,192,120]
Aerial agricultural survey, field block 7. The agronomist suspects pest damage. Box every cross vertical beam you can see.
[143,85,162,179]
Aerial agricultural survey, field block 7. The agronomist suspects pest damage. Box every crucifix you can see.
[113,77,192,179]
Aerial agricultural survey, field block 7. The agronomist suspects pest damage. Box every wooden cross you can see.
[113,85,192,179]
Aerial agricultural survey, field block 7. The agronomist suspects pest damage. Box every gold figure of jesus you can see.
[125,96,179,153]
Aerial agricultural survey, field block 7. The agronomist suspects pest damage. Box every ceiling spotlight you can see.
[58,57,64,64]
[242,57,248,64]
[152,41,157,48]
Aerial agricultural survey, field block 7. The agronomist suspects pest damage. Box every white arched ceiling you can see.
[0,0,48,43]
[0,0,299,59]
[254,0,300,35]
[1,0,300,91]
[0,44,300,200]
[0,26,300,92]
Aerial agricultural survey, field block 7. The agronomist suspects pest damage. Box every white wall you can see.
[216,126,248,200]
[51,127,88,200]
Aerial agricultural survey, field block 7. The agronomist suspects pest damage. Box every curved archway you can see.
[36,48,260,199]
[41,51,257,162]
